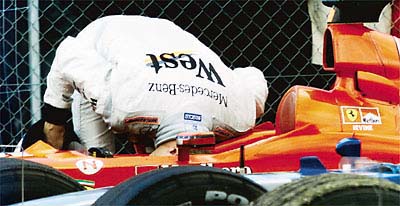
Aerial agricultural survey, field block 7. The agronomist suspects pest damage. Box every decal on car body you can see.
[134,163,253,175]
[76,159,104,175]
[340,106,382,131]
[341,106,381,125]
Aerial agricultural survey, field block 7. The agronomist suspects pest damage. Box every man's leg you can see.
[72,92,115,153]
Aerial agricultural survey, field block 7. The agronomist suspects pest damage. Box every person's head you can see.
[233,67,269,118]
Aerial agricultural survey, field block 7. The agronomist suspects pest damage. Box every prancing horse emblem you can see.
[345,109,358,122]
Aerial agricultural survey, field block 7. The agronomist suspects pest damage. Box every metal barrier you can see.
[1,0,398,152]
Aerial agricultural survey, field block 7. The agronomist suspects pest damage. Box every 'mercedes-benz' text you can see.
[148,82,228,107]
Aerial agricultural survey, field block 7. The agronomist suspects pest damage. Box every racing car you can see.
[5,138,400,205]
[1,0,399,205]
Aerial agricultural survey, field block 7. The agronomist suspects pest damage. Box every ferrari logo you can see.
[341,106,381,125]
[345,109,358,122]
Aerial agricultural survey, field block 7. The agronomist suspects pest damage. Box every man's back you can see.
[78,16,256,136]
[45,15,260,150]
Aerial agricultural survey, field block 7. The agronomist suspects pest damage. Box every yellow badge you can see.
[345,109,358,122]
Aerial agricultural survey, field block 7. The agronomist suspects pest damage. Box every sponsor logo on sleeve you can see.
[184,113,202,122]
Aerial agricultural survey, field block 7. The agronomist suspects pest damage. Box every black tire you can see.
[94,166,266,205]
[0,158,85,205]
[252,173,400,206]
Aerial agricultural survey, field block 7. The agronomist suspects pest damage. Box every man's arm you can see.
[43,121,65,149]
[150,140,177,156]
[41,37,77,149]
[41,18,111,149]
[41,103,72,149]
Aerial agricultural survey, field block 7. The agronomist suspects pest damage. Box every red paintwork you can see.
[8,23,400,188]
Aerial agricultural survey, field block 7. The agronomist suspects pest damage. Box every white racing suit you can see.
[44,15,268,152]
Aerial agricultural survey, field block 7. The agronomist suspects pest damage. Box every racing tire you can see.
[0,158,85,205]
[94,166,266,205]
[252,173,400,206]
